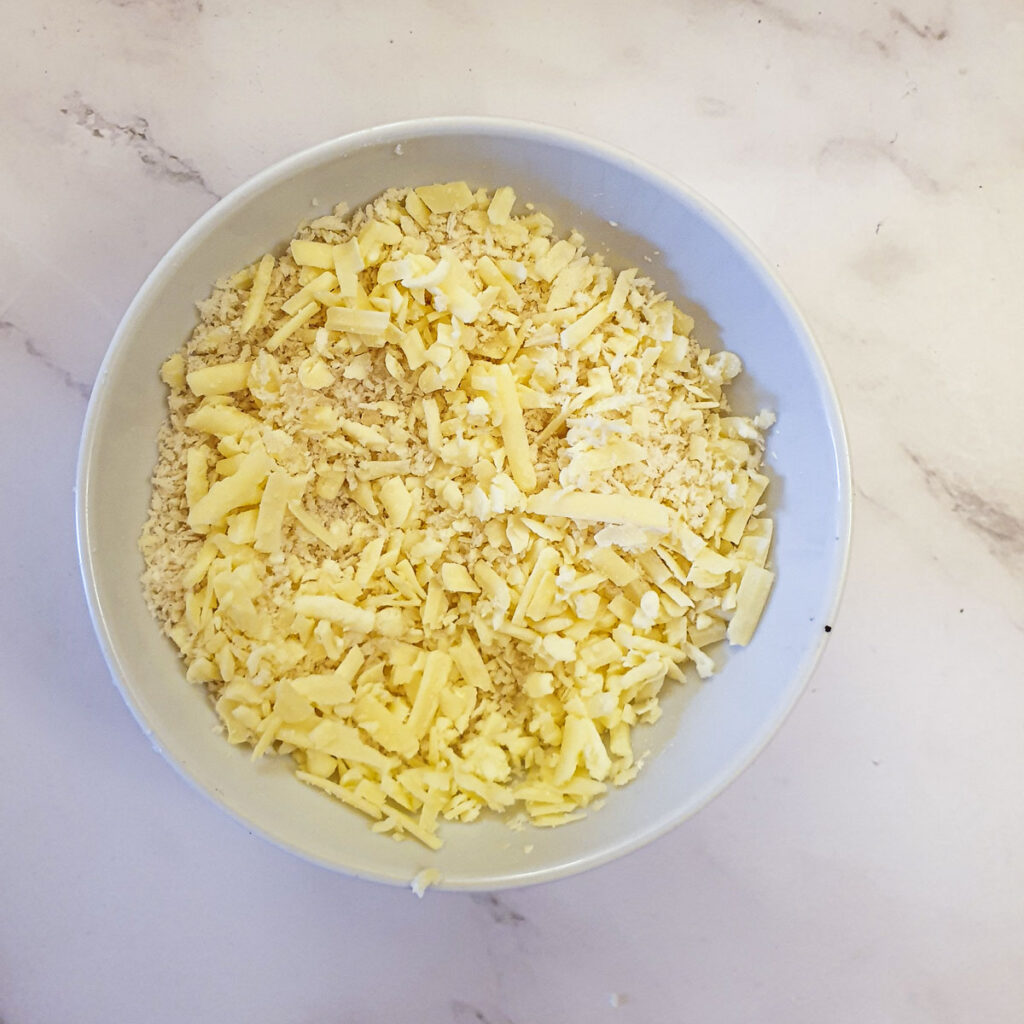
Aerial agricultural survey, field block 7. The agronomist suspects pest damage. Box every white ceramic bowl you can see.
[77,118,851,890]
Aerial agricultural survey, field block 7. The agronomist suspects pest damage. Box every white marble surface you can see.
[3,0,1023,1020]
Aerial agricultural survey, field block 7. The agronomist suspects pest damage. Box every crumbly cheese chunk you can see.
[140,182,775,851]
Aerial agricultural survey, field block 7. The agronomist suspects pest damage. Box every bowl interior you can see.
[78,120,850,889]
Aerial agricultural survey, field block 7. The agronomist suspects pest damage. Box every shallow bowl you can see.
[77,118,851,890]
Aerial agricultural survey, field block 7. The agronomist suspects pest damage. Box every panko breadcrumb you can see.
[140,182,775,849]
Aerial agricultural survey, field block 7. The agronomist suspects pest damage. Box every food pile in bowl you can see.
[78,120,850,887]
[139,179,776,850]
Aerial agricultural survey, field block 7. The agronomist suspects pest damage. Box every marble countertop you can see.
[3,1,1023,1021]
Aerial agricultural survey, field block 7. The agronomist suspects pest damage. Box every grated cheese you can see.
[140,182,776,850]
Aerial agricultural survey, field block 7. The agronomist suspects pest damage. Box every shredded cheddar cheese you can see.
[140,183,776,849]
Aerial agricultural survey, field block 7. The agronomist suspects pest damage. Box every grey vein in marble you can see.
[5,321,92,400]
[60,92,219,199]
[904,446,1024,564]
[743,0,891,56]
[105,0,204,12]
[695,95,733,118]
[818,135,944,195]
[469,893,527,926]
[451,1000,516,1024]
[855,483,898,520]
[748,0,950,55]
[890,7,949,42]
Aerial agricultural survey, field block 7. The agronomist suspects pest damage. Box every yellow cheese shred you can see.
[140,182,776,852]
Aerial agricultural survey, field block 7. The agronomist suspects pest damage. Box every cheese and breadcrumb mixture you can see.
[141,182,775,849]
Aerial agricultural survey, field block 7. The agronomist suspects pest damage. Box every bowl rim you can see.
[76,115,853,890]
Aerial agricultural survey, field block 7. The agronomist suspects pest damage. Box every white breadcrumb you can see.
[411,868,442,896]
